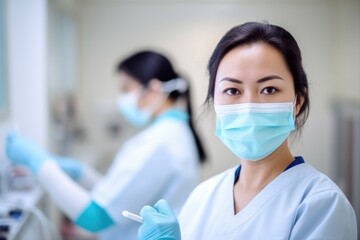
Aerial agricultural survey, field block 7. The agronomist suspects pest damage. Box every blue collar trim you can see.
[234,156,305,184]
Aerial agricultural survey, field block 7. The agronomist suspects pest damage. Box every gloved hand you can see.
[5,132,51,174]
[139,199,181,240]
[53,156,83,181]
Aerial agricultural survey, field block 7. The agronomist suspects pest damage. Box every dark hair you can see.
[206,22,310,130]
[117,50,207,163]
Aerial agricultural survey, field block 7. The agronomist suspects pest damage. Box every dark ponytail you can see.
[182,82,207,163]
[117,50,207,163]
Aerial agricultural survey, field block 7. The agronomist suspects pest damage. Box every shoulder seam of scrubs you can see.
[75,200,115,233]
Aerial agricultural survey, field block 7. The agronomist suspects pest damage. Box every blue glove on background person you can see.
[6,132,52,174]
[53,156,84,181]
[139,199,181,240]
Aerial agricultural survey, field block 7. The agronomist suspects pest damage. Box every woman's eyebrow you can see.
[257,75,283,83]
[220,75,283,84]
[220,77,243,84]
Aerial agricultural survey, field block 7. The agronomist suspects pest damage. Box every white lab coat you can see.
[91,115,199,240]
[179,160,357,240]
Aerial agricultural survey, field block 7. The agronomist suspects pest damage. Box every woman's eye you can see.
[261,87,278,95]
[224,88,240,96]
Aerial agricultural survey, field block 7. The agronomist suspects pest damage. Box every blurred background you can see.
[0,0,359,239]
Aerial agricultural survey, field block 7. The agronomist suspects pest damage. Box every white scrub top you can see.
[91,111,199,240]
[179,158,357,240]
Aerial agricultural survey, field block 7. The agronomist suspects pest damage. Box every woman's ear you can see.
[295,94,304,116]
[148,78,163,92]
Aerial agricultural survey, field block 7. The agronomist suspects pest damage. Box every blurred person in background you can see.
[137,22,357,240]
[5,50,207,240]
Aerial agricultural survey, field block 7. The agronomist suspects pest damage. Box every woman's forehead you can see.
[216,43,291,83]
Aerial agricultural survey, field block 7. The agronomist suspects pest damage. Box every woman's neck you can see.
[152,99,175,118]
[239,141,293,190]
[233,141,293,213]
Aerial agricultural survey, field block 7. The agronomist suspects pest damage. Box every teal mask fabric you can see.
[215,102,295,161]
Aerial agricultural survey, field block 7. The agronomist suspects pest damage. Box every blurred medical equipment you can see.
[332,100,360,233]
[0,156,58,240]
[0,158,9,198]
[0,187,62,240]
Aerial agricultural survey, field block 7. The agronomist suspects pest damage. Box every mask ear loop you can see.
[163,78,189,109]
[162,78,188,93]
[140,78,188,118]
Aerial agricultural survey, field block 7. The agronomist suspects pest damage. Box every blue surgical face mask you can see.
[117,91,151,127]
[117,78,188,127]
[214,102,296,161]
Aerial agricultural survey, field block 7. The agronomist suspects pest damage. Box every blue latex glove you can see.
[139,199,181,240]
[53,156,83,181]
[5,132,51,174]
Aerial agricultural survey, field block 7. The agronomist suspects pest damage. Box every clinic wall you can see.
[76,0,360,179]
[6,0,49,148]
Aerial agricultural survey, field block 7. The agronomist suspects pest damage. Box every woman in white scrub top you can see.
[138,22,357,240]
[5,51,207,240]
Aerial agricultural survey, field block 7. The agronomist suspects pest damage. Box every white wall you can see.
[6,0,49,147]
[76,0,360,179]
